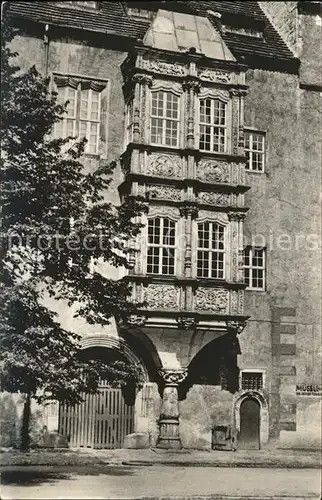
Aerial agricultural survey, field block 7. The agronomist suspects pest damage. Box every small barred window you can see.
[241,372,263,391]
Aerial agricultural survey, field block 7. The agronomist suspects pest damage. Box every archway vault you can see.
[234,390,269,447]
[80,334,149,382]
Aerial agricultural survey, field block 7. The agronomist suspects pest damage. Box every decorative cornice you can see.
[228,211,247,221]
[176,316,197,330]
[226,320,247,335]
[159,369,188,386]
[182,77,201,93]
[53,75,106,91]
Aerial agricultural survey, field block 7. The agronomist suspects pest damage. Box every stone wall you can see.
[242,67,322,444]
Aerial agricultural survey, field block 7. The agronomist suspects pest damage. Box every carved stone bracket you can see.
[159,369,188,386]
[124,314,147,327]
[179,202,199,219]
[182,78,200,93]
[229,88,248,98]
[228,211,247,222]
[132,73,154,87]
[176,316,196,330]
[226,320,247,335]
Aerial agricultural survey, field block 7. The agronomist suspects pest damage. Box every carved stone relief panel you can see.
[198,69,233,84]
[146,154,182,178]
[198,191,230,206]
[196,160,230,184]
[194,288,229,314]
[147,184,182,202]
[144,60,187,77]
[144,284,180,310]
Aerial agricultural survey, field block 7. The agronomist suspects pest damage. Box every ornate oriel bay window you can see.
[120,36,250,326]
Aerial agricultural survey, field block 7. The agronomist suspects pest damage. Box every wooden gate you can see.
[58,382,134,449]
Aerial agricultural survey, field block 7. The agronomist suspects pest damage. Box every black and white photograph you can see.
[0,1,321,499]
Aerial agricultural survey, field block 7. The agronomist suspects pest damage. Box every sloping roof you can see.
[143,9,236,61]
[6,1,299,72]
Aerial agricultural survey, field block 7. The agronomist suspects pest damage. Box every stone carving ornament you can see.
[159,369,188,385]
[146,61,186,76]
[196,160,230,183]
[147,185,181,201]
[198,192,230,206]
[176,317,196,330]
[145,284,179,310]
[124,315,147,327]
[147,154,181,178]
[226,320,247,335]
[198,69,232,84]
[194,288,229,313]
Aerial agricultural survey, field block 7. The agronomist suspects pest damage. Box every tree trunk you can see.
[20,393,31,451]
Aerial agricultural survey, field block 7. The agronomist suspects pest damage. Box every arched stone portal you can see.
[178,333,240,449]
[234,390,269,449]
[47,333,158,449]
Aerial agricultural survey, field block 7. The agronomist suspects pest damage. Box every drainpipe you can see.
[44,24,50,78]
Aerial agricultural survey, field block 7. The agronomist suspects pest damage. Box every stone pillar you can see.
[228,211,239,282]
[182,78,200,149]
[132,73,153,143]
[180,202,199,280]
[157,369,187,449]
[237,213,246,282]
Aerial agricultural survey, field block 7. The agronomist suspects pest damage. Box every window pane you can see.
[151,118,163,144]
[197,250,209,278]
[244,131,265,172]
[66,88,76,117]
[199,125,211,151]
[147,247,159,274]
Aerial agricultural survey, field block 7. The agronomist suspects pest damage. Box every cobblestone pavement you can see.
[1,465,321,499]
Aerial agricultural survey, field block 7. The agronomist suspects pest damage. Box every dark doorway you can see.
[238,397,260,450]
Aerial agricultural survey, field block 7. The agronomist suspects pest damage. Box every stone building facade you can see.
[4,1,321,450]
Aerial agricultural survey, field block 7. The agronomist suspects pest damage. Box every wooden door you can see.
[238,397,260,450]
[58,382,134,449]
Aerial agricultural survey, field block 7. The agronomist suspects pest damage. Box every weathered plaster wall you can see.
[298,12,322,86]
[180,386,234,449]
[8,33,129,338]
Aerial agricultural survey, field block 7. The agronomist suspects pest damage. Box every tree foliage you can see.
[0,14,146,447]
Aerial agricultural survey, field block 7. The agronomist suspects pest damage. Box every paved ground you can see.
[1,465,321,499]
[1,447,321,468]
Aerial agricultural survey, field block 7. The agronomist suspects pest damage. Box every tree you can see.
[0,14,147,450]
